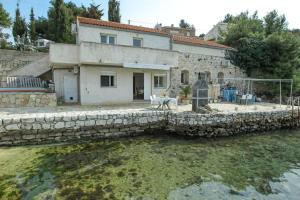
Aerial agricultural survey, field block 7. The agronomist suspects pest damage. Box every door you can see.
[63,75,78,103]
[133,73,144,100]
[144,73,151,100]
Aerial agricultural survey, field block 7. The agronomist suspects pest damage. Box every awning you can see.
[123,63,171,70]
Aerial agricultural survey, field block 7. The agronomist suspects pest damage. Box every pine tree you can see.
[29,7,36,43]
[0,3,11,47]
[48,0,71,43]
[0,3,11,28]
[179,19,190,28]
[81,3,104,20]
[12,3,27,42]
[108,0,121,22]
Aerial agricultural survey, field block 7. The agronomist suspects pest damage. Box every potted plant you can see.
[180,85,191,105]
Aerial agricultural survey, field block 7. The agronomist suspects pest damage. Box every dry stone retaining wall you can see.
[0,93,57,108]
[0,110,168,146]
[0,109,298,146]
[167,110,298,137]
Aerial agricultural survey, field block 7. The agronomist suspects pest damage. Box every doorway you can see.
[63,75,78,103]
[133,73,144,100]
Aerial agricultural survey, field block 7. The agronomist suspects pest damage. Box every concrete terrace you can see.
[0,102,292,120]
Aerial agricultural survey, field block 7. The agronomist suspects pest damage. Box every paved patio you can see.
[0,102,293,118]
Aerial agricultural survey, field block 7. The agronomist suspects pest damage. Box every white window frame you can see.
[100,71,117,88]
[153,74,167,89]
[100,34,117,45]
[133,37,143,47]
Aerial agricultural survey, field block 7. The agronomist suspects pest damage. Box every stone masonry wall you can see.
[0,93,57,108]
[0,109,299,146]
[168,110,298,137]
[169,53,246,97]
[0,110,168,146]
[0,49,48,82]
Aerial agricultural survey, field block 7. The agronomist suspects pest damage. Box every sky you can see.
[1,0,300,40]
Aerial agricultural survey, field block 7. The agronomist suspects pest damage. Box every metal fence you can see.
[0,76,46,89]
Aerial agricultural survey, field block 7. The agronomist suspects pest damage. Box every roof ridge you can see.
[77,16,168,36]
[77,16,231,49]
[172,35,230,49]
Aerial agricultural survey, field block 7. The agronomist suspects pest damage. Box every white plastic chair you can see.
[150,95,160,107]
[169,96,179,110]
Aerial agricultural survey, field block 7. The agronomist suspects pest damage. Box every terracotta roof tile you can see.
[77,16,168,36]
[172,35,230,49]
[77,17,231,49]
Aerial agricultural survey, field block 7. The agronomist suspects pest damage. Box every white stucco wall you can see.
[173,43,226,57]
[79,42,178,66]
[78,25,170,50]
[53,68,78,101]
[50,44,79,65]
[79,66,170,105]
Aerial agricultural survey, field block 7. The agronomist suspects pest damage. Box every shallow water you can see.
[1,130,300,200]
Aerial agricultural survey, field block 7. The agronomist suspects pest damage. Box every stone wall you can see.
[169,53,246,97]
[0,92,57,108]
[168,110,298,137]
[0,109,298,146]
[0,49,48,82]
[0,110,168,146]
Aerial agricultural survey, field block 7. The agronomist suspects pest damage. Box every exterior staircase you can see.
[0,49,51,84]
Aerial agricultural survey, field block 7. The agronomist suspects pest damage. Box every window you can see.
[154,75,167,88]
[100,72,116,87]
[133,38,142,47]
[181,70,189,85]
[217,72,224,84]
[205,71,211,82]
[198,72,211,82]
[198,72,206,80]
[100,34,116,45]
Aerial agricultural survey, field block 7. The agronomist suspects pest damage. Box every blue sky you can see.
[1,0,300,41]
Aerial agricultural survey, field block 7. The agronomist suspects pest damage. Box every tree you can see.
[29,8,37,42]
[48,0,73,43]
[199,33,205,38]
[0,3,11,27]
[108,0,121,22]
[0,3,11,48]
[81,3,104,20]
[179,19,191,28]
[35,17,49,39]
[12,3,27,42]
[264,10,287,36]
[223,14,234,23]
[222,11,300,93]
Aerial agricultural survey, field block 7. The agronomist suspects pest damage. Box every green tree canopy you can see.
[81,3,104,20]
[264,10,287,36]
[12,3,27,42]
[29,8,37,42]
[179,19,191,28]
[0,3,11,27]
[48,0,73,43]
[108,0,121,22]
[221,10,300,92]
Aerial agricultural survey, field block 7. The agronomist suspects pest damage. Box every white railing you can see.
[0,76,46,88]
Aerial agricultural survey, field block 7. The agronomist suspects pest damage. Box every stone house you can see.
[49,17,244,105]
[155,23,196,37]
